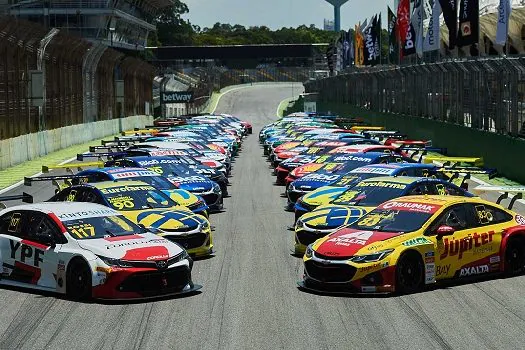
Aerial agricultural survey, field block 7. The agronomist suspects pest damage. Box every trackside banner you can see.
[439,0,458,49]
[161,91,194,104]
[457,0,479,47]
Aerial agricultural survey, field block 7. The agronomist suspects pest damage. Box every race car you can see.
[0,201,200,300]
[299,195,525,294]
[34,167,212,216]
[106,157,227,204]
[48,181,213,257]
[294,163,440,219]
[294,176,471,254]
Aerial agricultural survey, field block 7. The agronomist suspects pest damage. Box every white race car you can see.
[0,201,200,300]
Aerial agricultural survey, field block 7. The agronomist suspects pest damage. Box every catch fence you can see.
[306,58,525,137]
[0,17,154,140]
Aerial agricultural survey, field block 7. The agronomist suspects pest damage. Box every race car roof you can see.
[2,202,120,221]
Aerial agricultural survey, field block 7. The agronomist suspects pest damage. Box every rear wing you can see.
[24,174,92,193]
[472,185,525,209]
[0,193,33,209]
[350,126,385,132]
[400,146,448,155]
[121,128,158,136]
[88,145,127,152]
[42,161,104,174]
[406,150,428,163]
[424,156,484,167]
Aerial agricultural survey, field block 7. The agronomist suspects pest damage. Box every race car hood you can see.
[77,233,183,261]
[123,207,206,232]
[300,186,348,207]
[313,227,399,258]
[280,155,321,170]
[290,173,343,191]
[289,163,325,178]
[298,205,371,230]
[167,175,214,192]
[161,189,202,207]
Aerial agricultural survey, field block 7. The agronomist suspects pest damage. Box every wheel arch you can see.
[500,227,525,272]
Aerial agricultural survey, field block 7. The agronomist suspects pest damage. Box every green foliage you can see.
[151,3,338,47]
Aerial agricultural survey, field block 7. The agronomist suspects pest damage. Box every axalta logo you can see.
[459,265,489,277]
[328,231,373,246]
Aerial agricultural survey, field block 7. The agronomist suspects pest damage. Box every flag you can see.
[457,0,479,47]
[424,0,442,52]
[355,22,366,66]
[495,0,512,46]
[375,13,382,64]
[335,32,344,73]
[396,0,410,43]
[439,0,458,50]
[343,30,350,68]
[364,15,380,66]
[388,6,399,64]
[403,0,423,57]
[349,33,355,64]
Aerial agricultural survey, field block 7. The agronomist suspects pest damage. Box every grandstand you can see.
[0,0,175,50]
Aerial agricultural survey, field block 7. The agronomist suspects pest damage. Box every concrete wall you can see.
[319,103,525,184]
[0,115,152,170]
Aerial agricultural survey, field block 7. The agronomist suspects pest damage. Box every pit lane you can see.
[1,84,525,349]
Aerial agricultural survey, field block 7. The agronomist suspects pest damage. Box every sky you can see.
[183,0,397,31]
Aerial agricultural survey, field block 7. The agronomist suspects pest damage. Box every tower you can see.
[324,0,349,32]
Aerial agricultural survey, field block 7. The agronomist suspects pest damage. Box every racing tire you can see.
[395,251,424,294]
[504,236,525,276]
[66,258,92,301]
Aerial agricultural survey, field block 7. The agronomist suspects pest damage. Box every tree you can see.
[152,1,194,46]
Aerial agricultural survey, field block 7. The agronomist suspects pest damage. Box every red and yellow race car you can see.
[300,195,525,294]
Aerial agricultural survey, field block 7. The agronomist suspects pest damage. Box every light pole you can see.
[109,26,115,47]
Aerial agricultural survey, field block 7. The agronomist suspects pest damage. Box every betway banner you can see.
[161,91,194,104]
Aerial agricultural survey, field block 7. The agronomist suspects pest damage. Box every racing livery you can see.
[300,196,525,294]
[0,202,200,299]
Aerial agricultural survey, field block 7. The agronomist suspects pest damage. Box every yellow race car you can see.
[49,181,213,257]
[294,176,470,255]
[300,195,525,294]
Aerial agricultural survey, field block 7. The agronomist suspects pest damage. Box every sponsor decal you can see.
[57,260,66,271]
[351,167,395,175]
[459,265,489,277]
[161,91,194,104]
[360,263,382,272]
[106,239,165,250]
[402,237,432,247]
[381,201,438,213]
[301,173,340,182]
[10,241,45,267]
[361,286,377,292]
[490,255,501,264]
[100,185,155,195]
[359,181,406,190]
[516,215,525,226]
[425,257,435,263]
[425,251,435,257]
[440,231,495,260]
[328,231,373,246]
[436,264,450,276]
[58,208,119,221]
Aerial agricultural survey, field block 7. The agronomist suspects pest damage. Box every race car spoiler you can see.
[0,193,33,209]
[424,156,484,167]
[89,145,127,152]
[121,129,157,136]
[350,126,385,132]
[401,146,448,155]
[472,185,525,209]
[42,161,104,174]
[436,166,497,179]
[24,174,92,192]
[77,152,127,161]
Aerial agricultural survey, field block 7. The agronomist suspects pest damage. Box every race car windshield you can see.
[64,215,142,240]
[350,209,434,233]
[121,175,176,190]
[100,185,176,210]
[331,182,407,207]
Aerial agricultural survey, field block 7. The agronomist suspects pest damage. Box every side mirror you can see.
[436,225,455,239]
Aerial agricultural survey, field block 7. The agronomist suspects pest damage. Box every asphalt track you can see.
[1,84,525,349]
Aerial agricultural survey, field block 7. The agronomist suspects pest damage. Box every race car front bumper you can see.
[300,255,396,294]
[92,264,200,299]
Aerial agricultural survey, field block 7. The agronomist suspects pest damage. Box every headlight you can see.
[212,183,221,193]
[305,245,314,259]
[349,249,394,263]
[172,250,190,263]
[295,218,304,229]
[97,256,133,268]
[288,183,296,192]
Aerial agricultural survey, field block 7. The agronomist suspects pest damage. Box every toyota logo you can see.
[156,260,168,269]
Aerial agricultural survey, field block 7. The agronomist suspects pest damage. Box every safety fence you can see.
[0,17,154,141]
[306,57,525,138]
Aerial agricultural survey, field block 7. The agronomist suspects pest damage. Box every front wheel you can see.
[395,251,424,294]
[66,258,92,301]
[505,236,525,276]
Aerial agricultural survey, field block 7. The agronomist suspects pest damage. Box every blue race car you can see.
[106,157,225,211]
